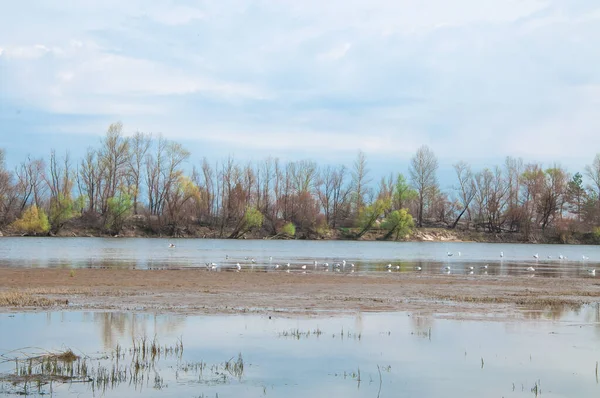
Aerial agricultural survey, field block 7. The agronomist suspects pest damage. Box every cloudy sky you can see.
[1,0,599,183]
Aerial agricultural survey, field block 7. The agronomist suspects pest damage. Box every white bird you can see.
[236,263,241,271]
[558,254,564,260]
[443,265,451,271]
[314,260,318,267]
[588,269,596,275]
[533,253,539,259]
[480,264,489,270]
[169,243,175,248]
[547,255,552,259]
[500,251,504,258]
[447,252,453,257]
[251,258,256,264]
[526,266,535,272]
[458,251,462,256]
[269,256,273,262]
[467,266,474,271]
[324,262,329,267]
[210,263,218,270]
[395,265,400,270]
[350,263,355,267]
[583,255,589,261]
[342,260,347,267]
[286,263,291,268]
[301,264,307,270]
[387,264,392,269]
[415,266,422,271]
[275,264,280,269]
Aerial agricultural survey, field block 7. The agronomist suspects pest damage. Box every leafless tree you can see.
[450,161,477,229]
[409,145,438,227]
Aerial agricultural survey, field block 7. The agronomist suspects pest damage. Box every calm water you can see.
[2,308,600,397]
[1,237,599,278]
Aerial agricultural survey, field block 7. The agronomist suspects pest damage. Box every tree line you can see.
[1,122,599,241]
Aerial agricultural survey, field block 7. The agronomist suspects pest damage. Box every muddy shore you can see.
[1,268,599,319]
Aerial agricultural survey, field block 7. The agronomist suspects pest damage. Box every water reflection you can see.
[2,308,600,397]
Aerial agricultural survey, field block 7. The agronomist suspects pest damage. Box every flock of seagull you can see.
[167,243,595,276]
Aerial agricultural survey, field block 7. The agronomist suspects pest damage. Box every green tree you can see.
[10,205,50,234]
[104,192,133,234]
[382,209,414,240]
[355,199,390,239]
[229,207,264,239]
[48,193,75,234]
[567,172,586,222]
[393,174,417,210]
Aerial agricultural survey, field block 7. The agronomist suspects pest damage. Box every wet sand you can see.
[2,268,600,318]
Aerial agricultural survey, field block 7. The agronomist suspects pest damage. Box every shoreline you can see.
[1,268,599,319]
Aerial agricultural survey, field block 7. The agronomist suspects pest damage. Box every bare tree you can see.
[351,151,370,220]
[127,132,151,214]
[409,145,438,227]
[98,122,130,214]
[450,161,477,229]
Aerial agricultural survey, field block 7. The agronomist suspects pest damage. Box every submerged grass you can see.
[0,337,247,396]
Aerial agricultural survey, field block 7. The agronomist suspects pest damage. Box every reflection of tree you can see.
[94,313,186,349]
[582,303,600,338]
[521,304,574,321]
[410,312,434,336]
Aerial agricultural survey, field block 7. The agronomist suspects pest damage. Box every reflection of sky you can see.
[2,309,600,397]
[1,238,600,279]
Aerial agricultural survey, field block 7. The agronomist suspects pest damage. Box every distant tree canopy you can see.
[1,122,599,240]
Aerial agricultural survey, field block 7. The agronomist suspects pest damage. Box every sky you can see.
[1,0,600,186]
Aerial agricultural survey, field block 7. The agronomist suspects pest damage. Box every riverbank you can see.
[1,218,598,244]
[1,268,599,319]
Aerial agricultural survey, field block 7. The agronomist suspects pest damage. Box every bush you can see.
[593,227,600,243]
[10,205,50,235]
[281,222,296,237]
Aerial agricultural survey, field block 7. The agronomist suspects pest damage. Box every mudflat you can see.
[1,268,600,318]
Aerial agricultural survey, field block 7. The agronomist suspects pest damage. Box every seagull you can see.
[395,265,400,270]
[415,266,422,271]
[275,264,280,269]
[236,263,241,271]
[387,264,392,269]
[466,266,474,271]
[500,252,504,258]
[342,260,347,267]
[324,262,329,267]
[210,263,218,270]
[480,264,489,270]
[286,263,291,268]
[269,256,273,261]
[350,263,355,267]
[583,255,589,261]
[251,258,256,264]
[301,265,307,270]
[533,253,539,259]
[447,252,453,257]
[443,265,451,271]
[458,251,461,256]
[314,260,318,267]
[558,254,564,260]
[526,266,535,272]
[169,243,175,248]
[547,255,552,259]
[588,269,596,275]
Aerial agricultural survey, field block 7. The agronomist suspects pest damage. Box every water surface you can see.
[1,237,599,278]
[2,307,600,397]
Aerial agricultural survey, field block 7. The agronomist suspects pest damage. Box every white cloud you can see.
[1,0,600,169]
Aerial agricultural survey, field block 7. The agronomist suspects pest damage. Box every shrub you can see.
[10,205,50,235]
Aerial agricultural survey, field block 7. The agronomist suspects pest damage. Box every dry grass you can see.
[0,291,61,307]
